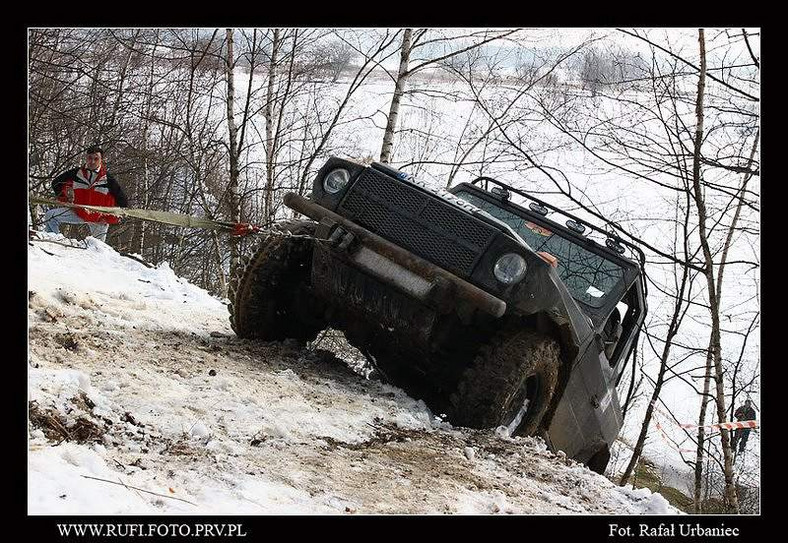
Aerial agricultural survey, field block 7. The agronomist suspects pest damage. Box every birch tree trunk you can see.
[693,339,714,512]
[225,28,240,286]
[689,28,739,513]
[264,29,281,222]
[692,127,759,512]
[133,32,159,257]
[380,28,412,164]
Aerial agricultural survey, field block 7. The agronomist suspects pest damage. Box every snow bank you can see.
[28,233,229,337]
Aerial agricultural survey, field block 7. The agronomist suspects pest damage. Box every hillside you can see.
[27,232,679,515]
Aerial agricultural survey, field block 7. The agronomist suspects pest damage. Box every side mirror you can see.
[594,332,606,351]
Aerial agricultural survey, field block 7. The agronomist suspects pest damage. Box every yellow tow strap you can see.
[30,195,263,236]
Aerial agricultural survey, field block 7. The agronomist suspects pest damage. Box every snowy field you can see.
[27,232,680,515]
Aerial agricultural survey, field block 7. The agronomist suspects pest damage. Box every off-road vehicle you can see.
[230,157,647,473]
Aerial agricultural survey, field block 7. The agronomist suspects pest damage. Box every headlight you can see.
[494,253,527,284]
[323,168,350,194]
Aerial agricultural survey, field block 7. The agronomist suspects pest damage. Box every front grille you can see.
[338,169,497,277]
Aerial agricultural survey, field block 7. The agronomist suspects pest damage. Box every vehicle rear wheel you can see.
[449,328,560,436]
[228,220,326,342]
[586,444,611,475]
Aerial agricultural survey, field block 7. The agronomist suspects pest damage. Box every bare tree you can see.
[618,180,698,485]
[693,128,759,512]
[379,28,520,164]
[520,28,758,510]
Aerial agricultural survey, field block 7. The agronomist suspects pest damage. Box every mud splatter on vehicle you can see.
[230,157,648,474]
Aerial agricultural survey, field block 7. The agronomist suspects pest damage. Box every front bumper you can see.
[283,192,507,319]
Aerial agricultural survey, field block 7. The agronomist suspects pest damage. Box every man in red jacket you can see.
[44,146,128,242]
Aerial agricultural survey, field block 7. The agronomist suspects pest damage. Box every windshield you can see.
[456,190,625,309]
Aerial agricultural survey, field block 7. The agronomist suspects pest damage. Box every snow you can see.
[28,231,684,515]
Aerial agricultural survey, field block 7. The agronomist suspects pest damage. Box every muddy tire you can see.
[228,220,325,342]
[449,328,560,436]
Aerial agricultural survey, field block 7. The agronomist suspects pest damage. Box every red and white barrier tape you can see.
[653,419,696,454]
[650,400,758,432]
[679,420,758,431]
[647,398,759,455]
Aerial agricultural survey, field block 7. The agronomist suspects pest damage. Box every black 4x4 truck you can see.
[230,157,647,474]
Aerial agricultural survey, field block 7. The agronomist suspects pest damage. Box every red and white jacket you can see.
[52,165,129,223]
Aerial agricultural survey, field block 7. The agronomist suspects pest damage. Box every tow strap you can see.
[30,196,265,237]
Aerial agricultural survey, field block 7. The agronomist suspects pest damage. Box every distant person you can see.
[44,146,128,242]
[731,398,756,454]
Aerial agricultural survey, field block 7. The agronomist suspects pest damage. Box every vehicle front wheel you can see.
[449,328,561,437]
[228,220,326,342]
